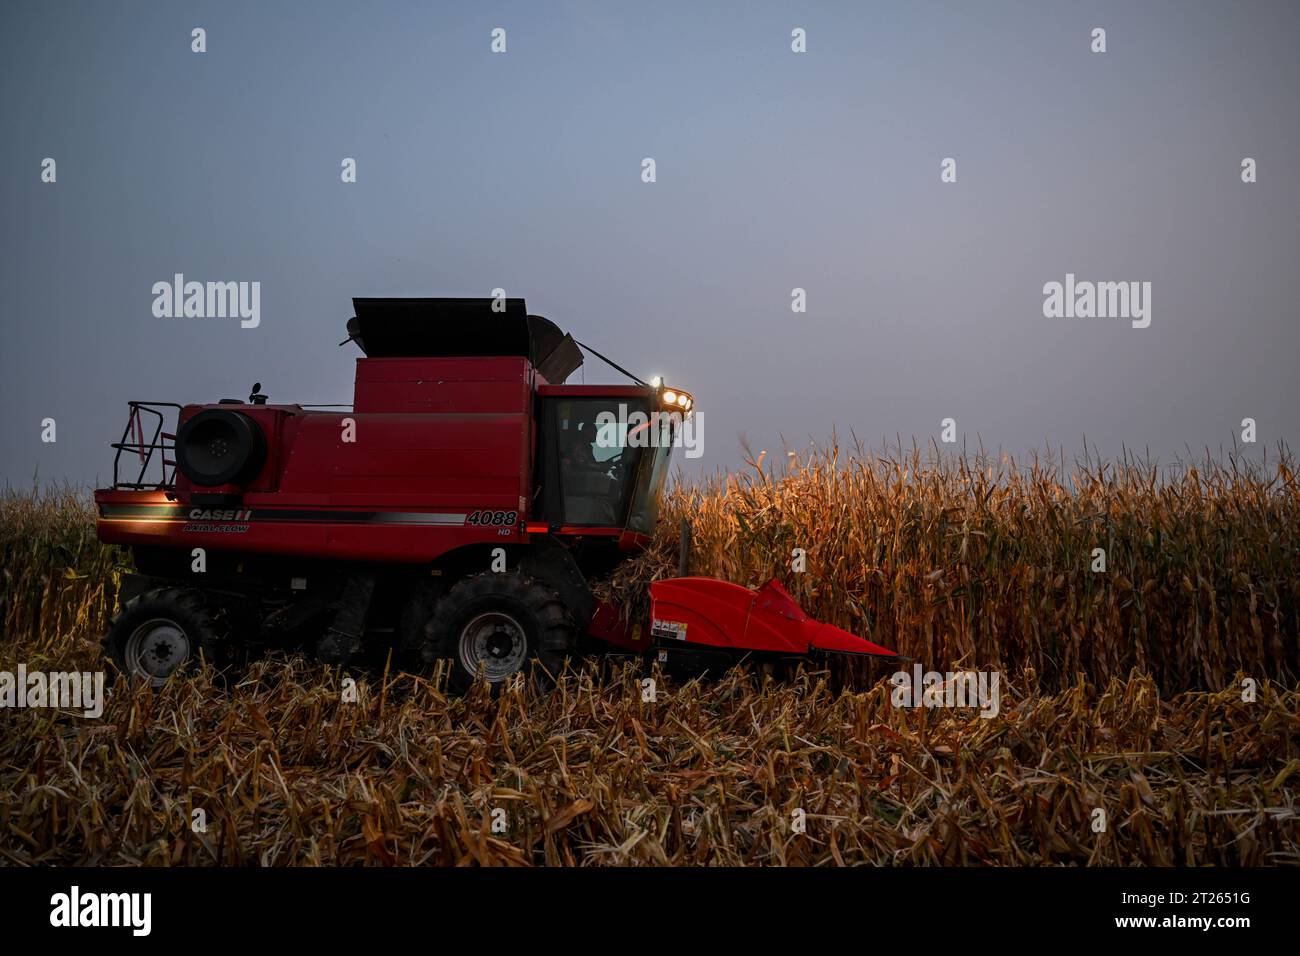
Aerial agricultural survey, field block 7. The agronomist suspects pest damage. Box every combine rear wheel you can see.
[102,587,230,687]
[421,571,575,693]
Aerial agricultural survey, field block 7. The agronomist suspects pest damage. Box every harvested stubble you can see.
[3,662,1297,865]
[2,443,1298,866]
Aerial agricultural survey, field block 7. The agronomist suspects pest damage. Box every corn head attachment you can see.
[648,577,898,663]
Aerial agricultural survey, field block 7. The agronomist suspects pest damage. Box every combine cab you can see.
[94,297,897,689]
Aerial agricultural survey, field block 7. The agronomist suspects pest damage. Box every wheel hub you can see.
[124,618,191,686]
[458,611,528,683]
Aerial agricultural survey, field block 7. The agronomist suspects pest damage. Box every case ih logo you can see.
[188,508,253,521]
[182,507,253,534]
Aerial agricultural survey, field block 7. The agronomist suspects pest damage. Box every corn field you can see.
[2,444,1298,865]
[606,441,1300,695]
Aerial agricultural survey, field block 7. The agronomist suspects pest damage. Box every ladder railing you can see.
[111,402,182,490]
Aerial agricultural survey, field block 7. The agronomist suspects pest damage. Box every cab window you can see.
[539,397,649,527]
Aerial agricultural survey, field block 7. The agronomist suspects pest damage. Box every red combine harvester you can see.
[94,298,897,689]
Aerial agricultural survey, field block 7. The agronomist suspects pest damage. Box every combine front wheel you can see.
[422,572,574,693]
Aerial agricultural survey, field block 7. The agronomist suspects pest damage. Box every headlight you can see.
[658,385,694,413]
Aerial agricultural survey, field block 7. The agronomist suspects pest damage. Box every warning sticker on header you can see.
[651,618,688,641]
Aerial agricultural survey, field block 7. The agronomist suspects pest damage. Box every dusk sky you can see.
[3,1,1298,488]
